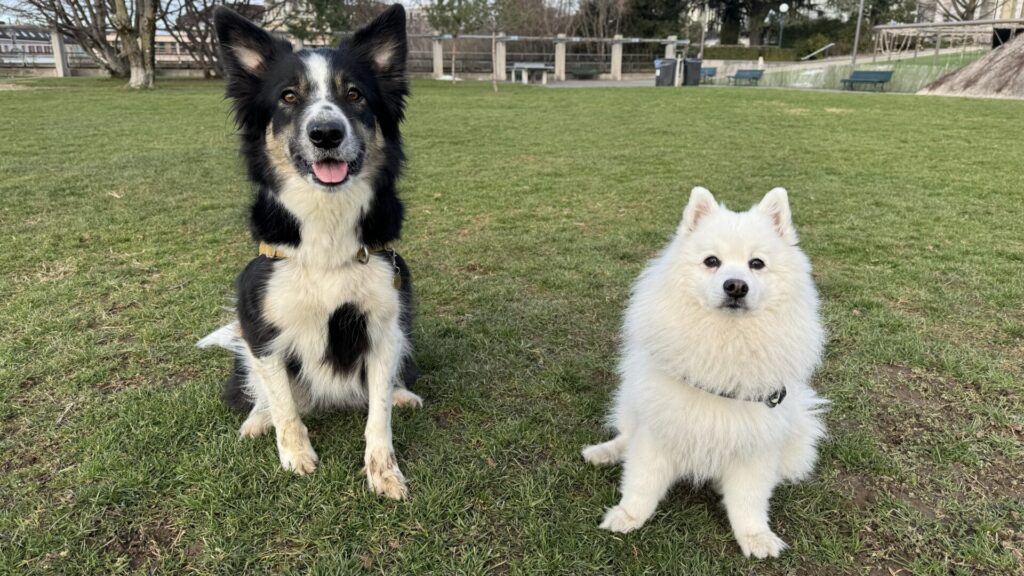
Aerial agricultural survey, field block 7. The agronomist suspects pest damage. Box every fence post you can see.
[665,35,677,60]
[432,35,444,79]
[554,33,566,81]
[495,33,507,81]
[50,26,69,78]
[611,34,623,80]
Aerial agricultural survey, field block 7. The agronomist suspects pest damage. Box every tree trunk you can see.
[491,32,498,93]
[112,0,155,88]
[139,0,156,88]
[719,0,742,45]
[451,36,458,84]
[747,3,771,47]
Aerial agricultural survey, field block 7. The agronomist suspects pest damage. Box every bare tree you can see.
[937,0,997,20]
[111,0,156,87]
[159,0,259,78]
[12,0,156,87]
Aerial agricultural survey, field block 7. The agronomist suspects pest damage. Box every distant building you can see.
[0,25,88,65]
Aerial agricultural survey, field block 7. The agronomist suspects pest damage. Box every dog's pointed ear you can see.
[758,187,798,244]
[349,4,407,76]
[214,7,287,77]
[680,186,718,234]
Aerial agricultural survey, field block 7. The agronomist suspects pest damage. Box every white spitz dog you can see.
[582,186,826,559]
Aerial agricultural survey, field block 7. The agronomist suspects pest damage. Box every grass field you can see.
[2,78,1023,575]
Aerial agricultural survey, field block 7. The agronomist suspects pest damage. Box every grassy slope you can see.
[1,78,1022,575]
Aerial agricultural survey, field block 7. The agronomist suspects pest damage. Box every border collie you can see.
[198,4,421,499]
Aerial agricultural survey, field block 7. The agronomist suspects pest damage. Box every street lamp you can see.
[778,3,789,48]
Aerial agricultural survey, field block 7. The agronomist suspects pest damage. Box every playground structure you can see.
[871,18,1024,62]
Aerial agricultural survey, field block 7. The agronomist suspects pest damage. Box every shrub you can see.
[702,45,798,61]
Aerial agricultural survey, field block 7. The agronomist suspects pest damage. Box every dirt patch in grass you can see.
[102,517,182,571]
[95,366,204,395]
[0,83,30,91]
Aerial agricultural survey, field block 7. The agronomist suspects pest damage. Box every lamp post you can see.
[851,0,866,66]
[778,3,789,47]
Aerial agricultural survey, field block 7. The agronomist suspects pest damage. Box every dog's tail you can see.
[197,321,244,352]
[197,321,254,414]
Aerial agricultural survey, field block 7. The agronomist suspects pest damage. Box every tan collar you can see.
[257,241,402,289]
[258,241,289,259]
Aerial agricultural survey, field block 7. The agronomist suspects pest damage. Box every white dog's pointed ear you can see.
[758,187,798,244]
[680,186,718,234]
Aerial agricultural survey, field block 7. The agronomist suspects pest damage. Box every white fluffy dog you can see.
[582,186,827,559]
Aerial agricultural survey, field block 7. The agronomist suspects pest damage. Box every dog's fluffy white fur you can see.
[583,186,827,559]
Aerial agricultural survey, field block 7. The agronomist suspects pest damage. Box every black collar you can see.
[685,378,787,408]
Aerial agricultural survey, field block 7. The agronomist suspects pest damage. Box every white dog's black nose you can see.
[723,279,748,299]
[309,121,345,149]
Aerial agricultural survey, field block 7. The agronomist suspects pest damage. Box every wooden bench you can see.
[728,69,763,86]
[841,70,893,91]
[700,67,717,84]
[509,62,554,85]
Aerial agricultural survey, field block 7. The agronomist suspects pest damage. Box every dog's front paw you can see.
[581,442,621,466]
[276,422,318,475]
[736,530,788,559]
[599,506,646,533]
[364,448,408,500]
[393,388,424,409]
[239,413,271,438]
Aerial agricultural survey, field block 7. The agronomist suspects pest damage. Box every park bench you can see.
[841,70,894,91]
[700,67,717,84]
[509,62,555,85]
[569,66,601,80]
[727,69,763,86]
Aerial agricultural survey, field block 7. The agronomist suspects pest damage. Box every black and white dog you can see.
[198,4,422,499]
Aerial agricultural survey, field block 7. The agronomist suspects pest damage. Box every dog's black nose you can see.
[308,121,345,149]
[723,279,748,299]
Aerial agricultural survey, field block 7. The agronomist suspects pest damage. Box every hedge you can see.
[701,45,798,61]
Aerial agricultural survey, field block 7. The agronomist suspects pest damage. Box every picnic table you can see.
[510,62,555,85]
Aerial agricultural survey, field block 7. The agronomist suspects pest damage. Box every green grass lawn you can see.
[2,78,1022,575]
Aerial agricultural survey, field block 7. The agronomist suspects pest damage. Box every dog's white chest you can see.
[261,257,401,407]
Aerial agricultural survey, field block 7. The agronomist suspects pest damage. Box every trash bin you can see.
[654,58,676,86]
[682,58,702,86]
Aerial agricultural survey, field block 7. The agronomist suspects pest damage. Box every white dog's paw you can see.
[736,530,788,559]
[599,506,646,533]
[364,448,408,500]
[276,422,318,475]
[393,388,424,409]
[581,442,622,466]
[239,413,271,438]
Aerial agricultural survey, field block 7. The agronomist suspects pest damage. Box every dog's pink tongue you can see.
[312,160,348,184]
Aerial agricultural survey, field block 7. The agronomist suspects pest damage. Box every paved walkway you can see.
[546,79,654,88]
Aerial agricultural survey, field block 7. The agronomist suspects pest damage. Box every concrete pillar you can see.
[665,35,677,60]
[611,34,623,81]
[554,33,566,81]
[495,33,507,81]
[432,37,444,79]
[50,26,69,78]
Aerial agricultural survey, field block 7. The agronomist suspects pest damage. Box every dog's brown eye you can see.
[347,88,362,103]
[749,258,765,270]
[281,90,298,104]
[703,256,720,268]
